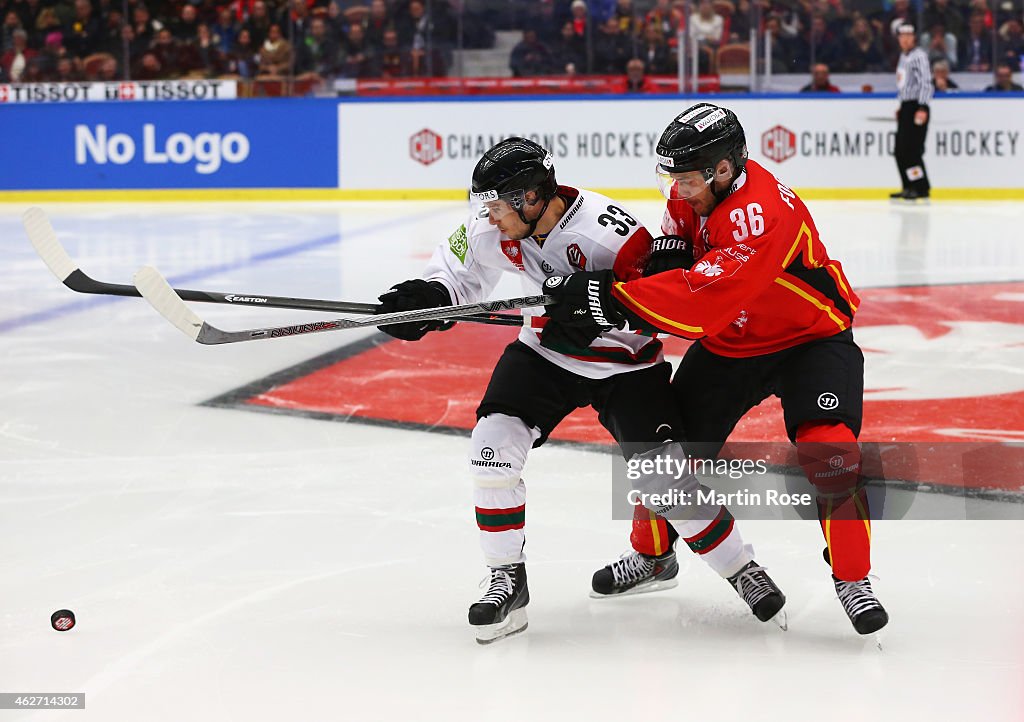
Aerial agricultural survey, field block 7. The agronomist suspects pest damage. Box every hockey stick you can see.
[21,207,522,328]
[134,265,552,345]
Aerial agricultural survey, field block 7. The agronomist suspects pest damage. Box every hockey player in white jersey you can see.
[376,138,785,643]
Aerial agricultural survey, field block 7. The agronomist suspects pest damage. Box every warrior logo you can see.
[567,243,587,271]
[587,279,610,328]
[817,392,840,410]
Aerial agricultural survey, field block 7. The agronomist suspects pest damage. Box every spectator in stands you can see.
[644,0,682,41]
[921,22,957,69]
[794,14,839,71]
[212,8,238,54]
[0,28,35,81]
[800,61,840,91]
[192,23,226,76]
[245,0,272,48]
[985,62,1023,90]
[924,0,964,44]
[53,55,82,80]
[373,27,409,76]
[152,27,197,77]
[134,51,163,79]
[39,31,68,76]
[395,0,436,55]
[551,20,585,73]
[95,53,118,79]
[228,27,258,77]
[840,15,885,72]
[131,5,160,49]
[960,12,993,72]
[569,0,589,42]
[2,10,21,53]
[63,0,100,58]
[997,18,1023,71]
[120,23,149,65]
[623,55,649,91]
[613,0,639,36]
[510,28,553,76]
[364,0,391,48]
[171,4,201,42]
[257,22,292,75]
[34,7,63,49]
[688,0,724,50]
[763,14,796,72]
[96,8,124,55]
[728,0,752,43]
[285,0,314,49]
[932,58,958,92]
[593,15,631,73]
[297,15,339,77]
[339,21,374,77]
[638,23,673,74]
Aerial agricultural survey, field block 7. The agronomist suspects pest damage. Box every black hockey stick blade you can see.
[22,207,521,327]
[134,266,551,345]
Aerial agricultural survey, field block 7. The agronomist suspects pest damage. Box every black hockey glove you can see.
[643,235,694,277]
[376,279,454,341]
[542,270,625,333]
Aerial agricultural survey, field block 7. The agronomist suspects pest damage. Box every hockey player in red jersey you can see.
[376,137,785,643]
[544,104,888,635]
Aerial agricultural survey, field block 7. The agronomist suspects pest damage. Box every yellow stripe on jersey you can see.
[781,223,817,269]
[773,277,848,330]
[853,493,872,542]
[612,282,704,335]
[825,262,859,313]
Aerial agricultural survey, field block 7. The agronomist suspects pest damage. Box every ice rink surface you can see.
[1,199,1023,721]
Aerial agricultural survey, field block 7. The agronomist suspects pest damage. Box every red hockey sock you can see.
[629,504,676,556]
[796,421,871,581]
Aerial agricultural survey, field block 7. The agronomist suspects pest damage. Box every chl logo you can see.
[762,125,797,164]
[410,128,443,166]
[817,392,840,410]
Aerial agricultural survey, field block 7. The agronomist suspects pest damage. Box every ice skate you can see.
[468,563,529,644]
[590,546,679,598]
[727,560,787,628]
[834,575,889,635]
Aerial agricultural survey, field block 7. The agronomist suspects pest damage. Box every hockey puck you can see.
[51,609,76,632]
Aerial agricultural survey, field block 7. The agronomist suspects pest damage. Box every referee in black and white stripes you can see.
[892,24,934,200]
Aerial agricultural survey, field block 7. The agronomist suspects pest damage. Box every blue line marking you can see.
[0,206,453,333]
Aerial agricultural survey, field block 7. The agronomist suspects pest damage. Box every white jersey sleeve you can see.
[422,219,504,305]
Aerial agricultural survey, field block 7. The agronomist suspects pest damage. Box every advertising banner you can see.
[0,79,237,104]
[337,96,1024,191]
[0,98,337,189]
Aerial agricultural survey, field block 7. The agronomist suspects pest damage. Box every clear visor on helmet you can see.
[470,188,531,222]
[655,166,713,201]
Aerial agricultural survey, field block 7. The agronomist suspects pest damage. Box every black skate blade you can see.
[473,608,528,644]
[588,577,679,600]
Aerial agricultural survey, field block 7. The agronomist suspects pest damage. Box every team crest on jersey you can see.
[566,243,588,271]
[500,239,526,271]
[694,259,724,277]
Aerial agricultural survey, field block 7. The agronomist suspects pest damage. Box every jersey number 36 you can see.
[729,203,764,242]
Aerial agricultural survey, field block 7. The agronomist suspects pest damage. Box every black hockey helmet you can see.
[471,137,558,230]
[655,104,748,197]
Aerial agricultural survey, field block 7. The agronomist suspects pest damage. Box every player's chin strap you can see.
[518,191,557,238]
[713,167,746,204]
